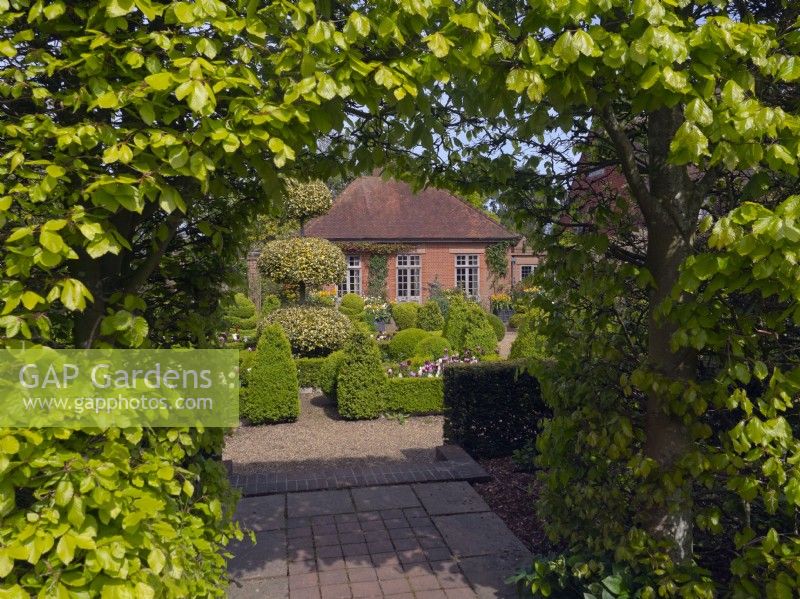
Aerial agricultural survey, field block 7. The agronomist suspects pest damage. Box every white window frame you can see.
[338,255,362,296]
[455,254,479,298]
[396,254,421,302]
[520,264,536,279]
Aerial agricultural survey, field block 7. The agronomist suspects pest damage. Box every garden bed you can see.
[472,457,551,554]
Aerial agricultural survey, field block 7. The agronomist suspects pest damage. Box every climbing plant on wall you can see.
[367,255,388,298]
[485,241,514,287]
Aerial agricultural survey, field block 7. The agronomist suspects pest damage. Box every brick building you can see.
[248,176,539,308]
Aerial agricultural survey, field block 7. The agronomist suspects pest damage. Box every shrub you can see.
[414,335,452,360]
[442,294,469,349]
[319,350,345,399]
[384,377,444,414]
[487,313,506,341]
[244,324,300,424]
[387,328,430,360]
[259,237,346,288]
[509,307,548,360]
[480,353,503,362]
[443,295,497,354]
[391,302,419,330]
[295,357,328,388]
[508,311,527,330]
[309,290,336,307]
[267,306,352,357]
[461,304,498,355]
[0,428,242,598]
[339,293,365,316]
[222,292,258,347]
[283,178,333,222]
[417,301,444,331]
[337,331,386,419]
[443,361,548,458]
[261,293,281,316]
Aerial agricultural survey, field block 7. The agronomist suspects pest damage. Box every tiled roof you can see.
[305,176,519,242]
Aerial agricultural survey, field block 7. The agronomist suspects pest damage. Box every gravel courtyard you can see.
[224,391,444,475]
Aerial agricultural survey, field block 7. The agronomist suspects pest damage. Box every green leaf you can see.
[147,548,166,574]
[96,91,118,109]
[40,230,64,253]
[172,2,195,24]
[56,535,76,565]
[685,98,713,126]
[144,72,173,91]
[425,32,451,58]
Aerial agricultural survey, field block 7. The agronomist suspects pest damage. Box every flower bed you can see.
[386,350,481,378]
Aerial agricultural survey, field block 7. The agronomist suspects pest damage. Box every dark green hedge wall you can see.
[443,360,548,458]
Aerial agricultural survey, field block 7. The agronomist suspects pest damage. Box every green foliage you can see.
[222,292,259,348]
[417,301,445,331]
[387,328,431,360]
[443,361,547,458]
[319,350,345,400]
[259,238,346,289]
[391,302,419,330]
[508,312,528,330]
[414,335,451,360]
[266,306,352,357]
[367,255,389,298]
[261,294,281,316]
[0,427,242,598]
[445,296,497,355]
[283,178,332,224]
[485,241,513,280]
[487,313,506,341]
[295,357,328,388]
[339,293,365,316]
[509,309,548,360]
[384,378,444,415]
[336,331,386,420]
[243,324,299,424]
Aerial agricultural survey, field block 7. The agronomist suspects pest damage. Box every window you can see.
[455,254,479,298]
[338,256,361,296]
[520,264,536,279]
[396,254,421,301]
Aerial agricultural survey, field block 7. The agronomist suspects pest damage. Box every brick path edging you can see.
[230,445,490,497]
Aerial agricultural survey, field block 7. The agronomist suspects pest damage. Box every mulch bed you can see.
[473,457,551,553]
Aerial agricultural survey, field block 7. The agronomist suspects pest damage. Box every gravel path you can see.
[224,391,444,475]
[498,331,517,358]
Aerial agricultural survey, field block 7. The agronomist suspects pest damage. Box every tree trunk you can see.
[639,107,700,562]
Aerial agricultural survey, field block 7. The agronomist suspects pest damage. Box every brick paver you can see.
[228,478,530,598]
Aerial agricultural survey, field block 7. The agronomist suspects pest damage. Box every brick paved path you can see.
[227,482,531,599]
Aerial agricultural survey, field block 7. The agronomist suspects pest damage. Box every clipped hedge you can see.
[244,324,300,424]
[295,357,328,388]
[384,377,444,414]
[414,335,451,360]
[509,308,548,360]
[339,293,365,316]
[417,301,444,331]
[461,304,498,355]
[387,328,430,360]
[488,313,506,341]
[336,332,387,419]
[320,350,345,400]
[267,306,352,357]
[391,302,419,330]
[443,360,548,458]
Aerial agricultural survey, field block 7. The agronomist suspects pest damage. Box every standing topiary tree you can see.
[258,237,346,301]
[336,331,387,419]
[244,324,300,424]
[417,301,445,331]
[283,178,333,229]
[222,292,259,348]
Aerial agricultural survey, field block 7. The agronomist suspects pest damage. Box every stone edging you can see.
[230,445,490,497]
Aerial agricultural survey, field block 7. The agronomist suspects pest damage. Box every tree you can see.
[309,0,800,592]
